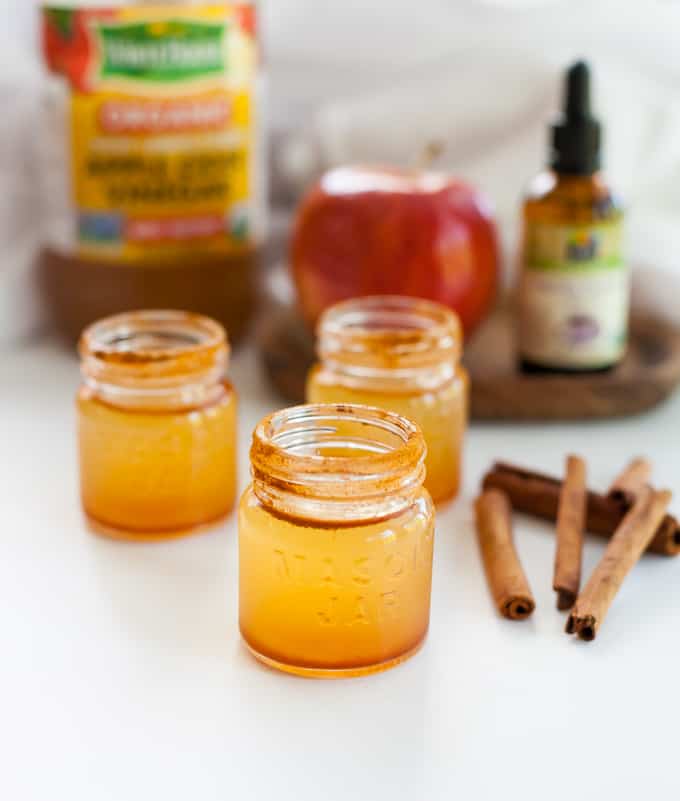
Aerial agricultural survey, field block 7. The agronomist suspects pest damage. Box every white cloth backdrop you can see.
[1,0,679,341]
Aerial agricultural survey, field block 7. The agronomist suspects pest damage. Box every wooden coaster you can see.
[257,302,680,421]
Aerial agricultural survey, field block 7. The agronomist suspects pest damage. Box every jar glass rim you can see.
[253,402,424,472]
[250,403,427,523]
[315,296,461,391]
[318,295,461,351]
[79,309,226,366]
[78,310,229,406]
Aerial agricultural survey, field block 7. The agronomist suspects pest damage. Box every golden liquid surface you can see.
[307,367,467,504]
[239,488,434,677]
[77,384,237,538]
[40,247,258,345]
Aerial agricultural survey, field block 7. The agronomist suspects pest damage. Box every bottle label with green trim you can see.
[42,3,261,264]
[519,221,629,368]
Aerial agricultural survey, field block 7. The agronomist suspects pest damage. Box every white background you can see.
[3,340,680,800]
[3,2,680,799]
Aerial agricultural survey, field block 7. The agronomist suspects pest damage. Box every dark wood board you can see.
[257,301,680,421]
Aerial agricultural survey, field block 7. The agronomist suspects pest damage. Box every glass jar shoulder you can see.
[524,170,623,224]
[77,379,236,420]
[239,483,433,539]
[307,363,467,403]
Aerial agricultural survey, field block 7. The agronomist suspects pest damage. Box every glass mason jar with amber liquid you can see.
[39,3,265,342]
[239,403,435,678]
[77,310,237,538]
[306,295,468,504]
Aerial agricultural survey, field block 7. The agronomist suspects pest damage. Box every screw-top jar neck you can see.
[316,296,462,392]
[250,403,427,524]
[79,310,229,410]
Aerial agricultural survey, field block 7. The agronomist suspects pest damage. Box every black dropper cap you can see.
[550,61,601,175]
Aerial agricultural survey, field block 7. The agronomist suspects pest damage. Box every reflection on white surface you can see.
[2,338,680,799]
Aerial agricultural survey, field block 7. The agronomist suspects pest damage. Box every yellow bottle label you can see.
[43,4,261,263]
[519,221,629,368]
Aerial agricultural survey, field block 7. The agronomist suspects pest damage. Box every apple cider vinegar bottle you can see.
[39,3,264,343]
[239,403,435,678]
[518,61,629,372]
[306,295,468,504]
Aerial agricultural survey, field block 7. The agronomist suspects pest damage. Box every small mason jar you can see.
[77,310,237,539]
[239,403,435,678]
[307,295,468,503]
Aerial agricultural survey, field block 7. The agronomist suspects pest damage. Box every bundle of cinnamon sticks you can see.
[474,457,676,641]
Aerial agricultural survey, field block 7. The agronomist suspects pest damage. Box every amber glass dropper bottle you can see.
[518,61,628,373]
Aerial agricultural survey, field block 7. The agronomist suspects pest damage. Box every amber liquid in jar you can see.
[307,295,468,503]
[41,248,258,345]
[239,403,435,678]
[77,310,237,539]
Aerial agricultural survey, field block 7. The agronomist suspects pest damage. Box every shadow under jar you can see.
[306,295,468,503]
[77,310,237,539]
[239,403,435,678]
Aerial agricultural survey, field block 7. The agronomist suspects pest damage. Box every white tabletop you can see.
[3,339,680,801]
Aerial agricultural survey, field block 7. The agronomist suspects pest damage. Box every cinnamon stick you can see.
[482,462,680,556]
[553,455,586,610]
[566,487,673,641]
[475,489,535,620]
[608,458,652,506]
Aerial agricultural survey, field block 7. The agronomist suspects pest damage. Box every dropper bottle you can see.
[518,61,629,373]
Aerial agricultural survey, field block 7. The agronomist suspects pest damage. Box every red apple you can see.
[291,165,500,336]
